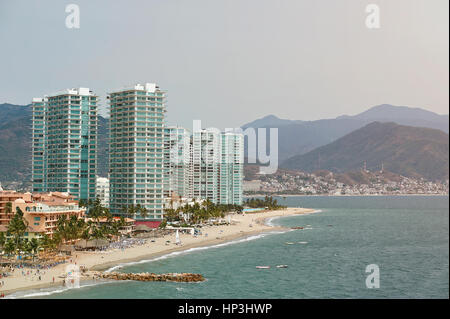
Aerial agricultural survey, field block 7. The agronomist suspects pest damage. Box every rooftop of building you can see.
[0,190,78,206]
[108,83,162,94]
[32,88,96,101]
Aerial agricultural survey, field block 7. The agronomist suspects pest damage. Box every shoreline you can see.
[90,227,286,272]
[244,193,449,197]
[1,207,317,297]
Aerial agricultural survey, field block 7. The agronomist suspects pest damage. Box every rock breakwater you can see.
[97,272,205,282]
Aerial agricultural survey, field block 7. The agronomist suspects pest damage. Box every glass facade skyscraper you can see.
[109,83,165,220]
[191,129,221,203]
[164,128,244,206]
[219,132,244,205]
[31,83,243,218]
[32,88,98,200]
[163,126,192,199]
[31,97,48,193]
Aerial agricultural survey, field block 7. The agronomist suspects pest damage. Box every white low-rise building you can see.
[96,176,109,208]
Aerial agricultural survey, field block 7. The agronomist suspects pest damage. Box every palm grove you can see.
[0,198,126,259]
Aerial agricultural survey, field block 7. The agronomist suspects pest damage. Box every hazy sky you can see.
[0,0,448,129]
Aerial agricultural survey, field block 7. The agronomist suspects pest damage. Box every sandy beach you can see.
[0,207,315,296]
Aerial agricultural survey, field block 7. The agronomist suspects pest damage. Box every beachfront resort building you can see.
[31,88,98,201]
[163,126,192,199]
[95,176,110,208]
[0,190,86,238]
[108,83,166,221]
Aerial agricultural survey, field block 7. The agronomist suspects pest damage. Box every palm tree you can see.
[80,220,93,245]
[4,239,15,256]
[91,225,106,248]
[23,240,33,259]
[78,199,87,208]
[120,205,129,218]
[7,207,28,257]
[55,215,69,244]
[159,219,167,229]
[4,202,12,219]
[164,208,177,222]
[121,204,138,219]
[29,238,40,261]
[139,206,149,220]
[40,234,55,252]
[0,231,6,248]
[89,197,105,222]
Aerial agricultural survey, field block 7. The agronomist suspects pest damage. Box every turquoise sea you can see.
[14,196,449,299]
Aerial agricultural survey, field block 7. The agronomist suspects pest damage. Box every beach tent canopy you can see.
[75,239,109,249]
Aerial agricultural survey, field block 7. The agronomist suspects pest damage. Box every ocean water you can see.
[16,196,449,299]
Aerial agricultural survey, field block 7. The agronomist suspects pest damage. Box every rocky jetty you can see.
[98,271,205,282]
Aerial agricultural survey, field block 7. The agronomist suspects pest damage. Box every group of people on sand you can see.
[19,268,46,281]
[108,238,147,251]
[1,267,11,278]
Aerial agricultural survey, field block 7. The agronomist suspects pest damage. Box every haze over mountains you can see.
[242,104,449,163]
[0,103,448,184]
[282,122,449,181]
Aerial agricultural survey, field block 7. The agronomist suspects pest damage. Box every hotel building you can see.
[165,128,244,206]
[31,88,98,201]
[0,190,86,238]
[191,128,221,203]
[163,126,192,199]
[219,132,244,205]
[108,83,165,220]
[95,176,110,208]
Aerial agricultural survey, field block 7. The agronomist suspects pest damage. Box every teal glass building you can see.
[163,126,192,199]
[109,83,166,220]
[219,132,244,205]
[31,97,48,192]
[31,88,98,200]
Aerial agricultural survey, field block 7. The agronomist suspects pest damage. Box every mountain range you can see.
[282,122,449,181]
[242,104,449,163]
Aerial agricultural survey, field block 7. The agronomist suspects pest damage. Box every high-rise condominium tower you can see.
[31,97,48,193]
[31,88,98,200]
[191,128,221,203]
[163,126,192,199]
[109,83,165,220]
[219,132,244,205]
